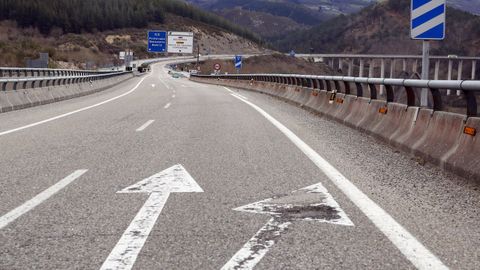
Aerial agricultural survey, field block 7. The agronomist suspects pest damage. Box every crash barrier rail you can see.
[192,73,480,117]
[0,67,121,78]
[0,71,131,91]
[296,54,480,93]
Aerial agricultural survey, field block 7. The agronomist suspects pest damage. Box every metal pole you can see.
[421,41,430,107]
[196,44,200,67]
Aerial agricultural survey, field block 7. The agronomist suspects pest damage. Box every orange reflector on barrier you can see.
[379,106,388,114]
[336,98,344,104]
[312,91,319,96]
[464,126,476,136]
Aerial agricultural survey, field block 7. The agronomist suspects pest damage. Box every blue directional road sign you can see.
[235,55,242,69]
[148,31,167,53]
[411,0,446,40]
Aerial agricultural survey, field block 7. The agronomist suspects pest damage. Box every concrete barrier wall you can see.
[0,73,134,113]
[191,77,480,180]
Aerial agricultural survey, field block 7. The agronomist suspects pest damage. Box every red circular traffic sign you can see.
[213,63,221,71]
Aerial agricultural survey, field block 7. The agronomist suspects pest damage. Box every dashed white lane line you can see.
[0,75,151,137]
[227,89,448,270]
[136,120,155,132]
[0,170,88,230]
[172,94,176,98]
[160,81,171,90]
[164,103,171,109]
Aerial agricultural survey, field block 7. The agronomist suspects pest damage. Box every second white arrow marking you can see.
[100,164,203,270]
[222,183,353,270]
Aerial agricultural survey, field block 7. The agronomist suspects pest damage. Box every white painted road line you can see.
[164,103,171,109]
[229,91,448,270]
[160,81,171,90]
[0,170,88,230]
[172,94,176,98]
[136,120,155,132]
[224,87,234,94]
[0,75,152,137]
[100,165,203,270]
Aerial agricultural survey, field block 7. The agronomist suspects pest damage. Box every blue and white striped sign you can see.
[411,0,446,40]
[235,55,242,69]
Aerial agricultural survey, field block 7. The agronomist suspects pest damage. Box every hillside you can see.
[185,0,480,44]
[0,0,266,67]
[274,0,480,56]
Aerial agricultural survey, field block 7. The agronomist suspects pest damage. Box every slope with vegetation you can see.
[274,0,480,56]
[0,0,265,67]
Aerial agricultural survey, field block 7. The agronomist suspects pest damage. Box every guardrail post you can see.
[404,86,416,107]
[472,60,477,80]
[457,60,463,96]
[348,59,353,76]
[13,81,18,91]
[355,82,363,97]
[402,59,407,74]
[390,59,395,79]
[434,60,440,80]
[380,59,386,95]
[359,59,365,77]
[447,60,453,95]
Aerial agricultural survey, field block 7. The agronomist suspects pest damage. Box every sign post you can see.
[411,0,446,106]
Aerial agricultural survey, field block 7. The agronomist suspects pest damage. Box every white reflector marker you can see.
[0,170,88,230]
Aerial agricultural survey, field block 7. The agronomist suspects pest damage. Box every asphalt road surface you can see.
[1,62,479,270]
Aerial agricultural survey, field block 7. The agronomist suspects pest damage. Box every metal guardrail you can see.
[1,71,131,91]
[192,73,480,116]
[296,54,479,90]
[296,54,480,61]
[0,67,121,78]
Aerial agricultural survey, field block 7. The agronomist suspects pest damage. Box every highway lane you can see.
[0,62,479,269]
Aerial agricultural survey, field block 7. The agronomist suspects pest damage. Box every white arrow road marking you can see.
[100,164,203,270]
[222,183,353,270]
[0,75,151,137]
[164,103,171,109]
[0,170,88,230]
[135,120,155,132]
[228,90,448,270]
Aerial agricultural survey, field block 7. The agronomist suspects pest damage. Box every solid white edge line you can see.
[136,120,155,132]
[0,75,152,137]
[228,93,448,270]
[0,170,88,230]
[164,103,171,109]
[223,87,234,94]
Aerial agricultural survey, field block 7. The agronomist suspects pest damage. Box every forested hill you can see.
[0,0,260,43]
[274,0,480,56]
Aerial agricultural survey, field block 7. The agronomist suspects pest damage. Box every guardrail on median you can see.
[0,71,131,91]
[0,67,121,78]
[192,73,480,116]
